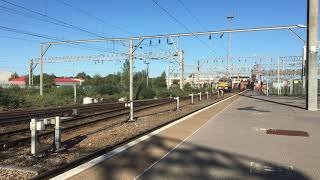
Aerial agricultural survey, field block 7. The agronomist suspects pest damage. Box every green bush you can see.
[0,87,25,109]
[0,66,205,110]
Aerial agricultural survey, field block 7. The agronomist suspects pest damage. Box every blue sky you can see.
[0,0,310,77]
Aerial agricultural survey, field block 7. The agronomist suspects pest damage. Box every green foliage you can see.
[0,61,205,110]
[32,73,55,87]
[0,87,25,109]
[9,72,19,81]
[135,82,156,99]
[152,71,166,88]
[76,72,91,79]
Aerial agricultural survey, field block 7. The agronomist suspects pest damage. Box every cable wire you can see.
[54,0,133,36]
[175,0,229,54]
[151,0,214,54]
[0,25,112,52]
[0,0,106,38]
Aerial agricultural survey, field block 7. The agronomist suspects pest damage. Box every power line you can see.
[151,0,214,53]
[0,5,77,31]
[0,5,122,52]
[0,35,39,43]
[175,0,228,54]
[0,25,110,52]
[0,0,106,38]
[176,0,208,31]
[54,0,133,36]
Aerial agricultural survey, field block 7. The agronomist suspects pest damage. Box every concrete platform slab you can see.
[242,91,320,110]
[57,91,320,180]
[139,91,320,180]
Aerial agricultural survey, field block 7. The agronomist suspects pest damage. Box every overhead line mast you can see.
[37,24,306,121]
[227,14,235,76]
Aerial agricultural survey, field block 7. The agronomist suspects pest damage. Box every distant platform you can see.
[242,91,320,110]
[53,91,320,180]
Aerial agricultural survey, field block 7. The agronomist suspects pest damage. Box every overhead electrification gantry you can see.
[38,24,306,120]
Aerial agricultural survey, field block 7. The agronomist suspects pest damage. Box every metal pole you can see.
[74,85,77,103]
[282,58,284,95]
[302,46,306,90]
[277,57,280,96]
[129,40,134,121]
[179,50,184,90]
[227,15,235,76]
[166,65,170,89]
[28,60,32,87]
[45,25,306,45]
[266,64,269,96]
[306,0,318,111]
[189,93,194,104]
[55,116,61,150]
[146,62,149,87]
[30,118,37,155]
[174,97,180,110]
[197,60,200,85]
[40,45,43,96]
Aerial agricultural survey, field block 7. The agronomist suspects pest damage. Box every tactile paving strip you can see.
[266,129,309,137]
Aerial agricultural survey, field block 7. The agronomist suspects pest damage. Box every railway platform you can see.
[52,91,320,180]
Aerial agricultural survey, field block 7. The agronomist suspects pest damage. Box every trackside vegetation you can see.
[0,61,211,110]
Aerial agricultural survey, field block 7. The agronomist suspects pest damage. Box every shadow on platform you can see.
[237,106,271,112]
[239,94,306,110]
[87,135,310,180]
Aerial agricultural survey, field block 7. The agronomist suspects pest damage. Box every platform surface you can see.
[65,91,320,180]
[245,91,320,110]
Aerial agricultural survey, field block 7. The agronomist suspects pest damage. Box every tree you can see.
[122,60,130,88]
[152,71,166,88]
[76,72,91,79]
[32,73,55,87]
[9,72,19,80]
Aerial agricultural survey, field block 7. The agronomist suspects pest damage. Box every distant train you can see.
[217,78,232,92]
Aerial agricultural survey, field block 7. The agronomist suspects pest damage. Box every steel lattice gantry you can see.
[37,24,306,120]
[28,51,179,86]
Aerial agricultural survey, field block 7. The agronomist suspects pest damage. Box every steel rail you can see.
[30,92,237,180]
[0,99,175,148]
[0,98,172,125]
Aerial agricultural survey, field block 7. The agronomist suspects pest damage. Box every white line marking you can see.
[134,97,239,179]
[252,127,267,132]
[51,94,238,180]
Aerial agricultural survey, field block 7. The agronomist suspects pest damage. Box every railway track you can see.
[30,91,237,180]
[0,98,177,125]
[0,92,220,148]
[0,98,175,148]
[0,102,122,125]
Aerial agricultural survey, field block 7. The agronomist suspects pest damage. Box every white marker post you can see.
[174,97,180,110]
[55,116,61,150]
[30,118,38,155]
[189,93,194,104]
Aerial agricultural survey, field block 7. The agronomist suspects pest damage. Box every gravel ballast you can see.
[0,93,235,179]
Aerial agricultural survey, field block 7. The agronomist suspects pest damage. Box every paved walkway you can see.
[243,91,320,110]
[62,91,320,180]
